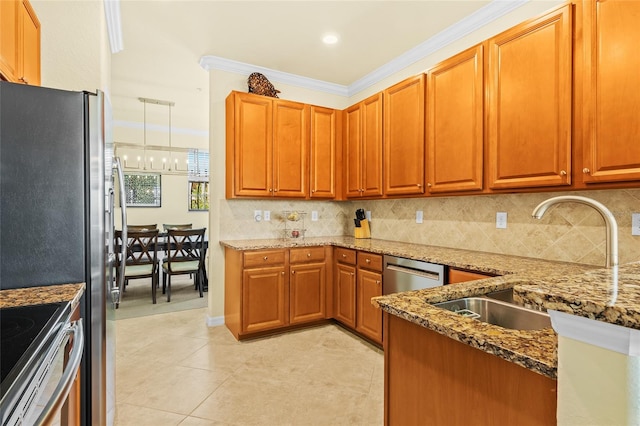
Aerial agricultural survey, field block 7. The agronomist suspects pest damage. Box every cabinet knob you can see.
[342,254,347,258]
[351,272,355,276]
[417,183,422,188]
[291,270,295,274]
[281,271,285,275]
[583,168,591,174]
[427,183,432,187]
[560,170,567,176]
[269,188,273,192]
[307,253,311,257]
[263,256,268,260]
[365,258,371,263]
[376,280,381,285]
[274,189,278,192]
[311,189,316,193]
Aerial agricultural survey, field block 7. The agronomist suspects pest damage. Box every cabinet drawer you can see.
[335,248,356,265]
[290,246,325,264]
[243,249,286,268]
[357,252,383,272]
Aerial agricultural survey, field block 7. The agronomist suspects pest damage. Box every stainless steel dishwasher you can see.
[383,255,444,294]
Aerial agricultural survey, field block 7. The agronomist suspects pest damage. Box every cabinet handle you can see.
[583,168,591,174]
[365,258,371,263]
[307,253,311,257]
[560,170,567,176]
[263,256,268,260]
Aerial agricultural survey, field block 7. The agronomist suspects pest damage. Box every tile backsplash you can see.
[219,189,640,266]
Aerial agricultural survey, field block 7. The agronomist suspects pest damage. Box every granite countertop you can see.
[221,236,640,379]
[0,283,85,309]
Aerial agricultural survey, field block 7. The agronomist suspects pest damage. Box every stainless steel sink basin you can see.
[433,297,551,330]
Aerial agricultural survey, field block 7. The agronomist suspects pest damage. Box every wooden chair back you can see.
[162,223,193,231]
[115,229,160,267]
[165,228,206,270]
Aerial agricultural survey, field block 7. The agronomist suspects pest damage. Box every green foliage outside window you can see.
[124,173,161,207]
[189,181,209,211]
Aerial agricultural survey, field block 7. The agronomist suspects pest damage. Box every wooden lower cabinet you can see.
[447,267,495,284]
[384,313,556,426]
[225,246,330,339]
[242,265,288,334]
[356,268,382,343]
[334,250,357,328]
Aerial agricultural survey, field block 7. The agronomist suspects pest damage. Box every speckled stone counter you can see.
[222,237,640,378]
[0,283,85,309]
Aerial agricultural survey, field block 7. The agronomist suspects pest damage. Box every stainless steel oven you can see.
[0,302,84,426]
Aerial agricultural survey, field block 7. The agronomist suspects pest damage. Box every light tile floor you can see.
[115,308,384,425]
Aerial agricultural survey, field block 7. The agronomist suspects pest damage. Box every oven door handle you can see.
[35,319,84,426]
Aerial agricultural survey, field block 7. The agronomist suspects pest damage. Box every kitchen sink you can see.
[433,296,551,330]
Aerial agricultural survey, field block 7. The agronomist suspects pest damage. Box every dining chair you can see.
[115,229,161,304]
[127,224,158,231]
[162,223,192,231]
[162,228,206,302]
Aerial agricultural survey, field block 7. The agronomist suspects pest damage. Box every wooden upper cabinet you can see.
[18,0,39,86]
[384,75,425,196]
[310,105,338,198]
[581,0,640,184]
[0,0,39,86]
[0,0,19,81]
[344,93,383,198]
[427,44,484,194]
[225,91,308,198]
[273,99,309,197]
[487,5,572,189]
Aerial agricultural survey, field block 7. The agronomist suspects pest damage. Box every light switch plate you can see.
[496,212,507,229]
[632,213,640,236]
[263,210,271,221]
[311,211,319,221]
[416,210,423,224]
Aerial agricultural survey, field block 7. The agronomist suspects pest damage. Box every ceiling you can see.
[110,1,498,135]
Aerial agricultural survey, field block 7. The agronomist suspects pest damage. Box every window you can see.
[188,149,209,177]
[123,173,161,207]
[189,181,209,211]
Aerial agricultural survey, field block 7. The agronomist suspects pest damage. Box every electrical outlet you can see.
[365,211,372,221]
[254,210,262,222]
[311,211,319,221]
[416,210,424,224]
[263,210,270,221]
[632,213,640,236]
[496,212,507,229]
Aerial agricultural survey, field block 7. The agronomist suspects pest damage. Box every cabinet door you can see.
[231,92,273,197]
[357,269,383,344]
[242,265,288,333]
[487,5,572,189]
[0,0,19,81]
[344,103,362,198]
[290,262,326,324]
[384,75,425,196]
[17,0,39,86]
[361,93,384,197]
[334,262,357,328]
[273,99,308,198]
[310,106,337,198]
[582,0,640,183]
[427,44,484,193]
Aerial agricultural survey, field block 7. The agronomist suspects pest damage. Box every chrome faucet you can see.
[531,195,619,268]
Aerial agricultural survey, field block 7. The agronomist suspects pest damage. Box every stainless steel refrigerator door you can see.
[87,90,115,426]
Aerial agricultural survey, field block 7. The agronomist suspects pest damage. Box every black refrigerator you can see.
[0,81,123,425]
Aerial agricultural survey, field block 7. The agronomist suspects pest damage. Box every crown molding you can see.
[348,0,528,96]
[199,56,348,96]
[200,0,529,98]
[104,0,124,54]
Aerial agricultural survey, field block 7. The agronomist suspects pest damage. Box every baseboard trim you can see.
[206,315,225,327]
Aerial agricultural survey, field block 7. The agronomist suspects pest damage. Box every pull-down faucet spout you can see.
[531,195,619,268]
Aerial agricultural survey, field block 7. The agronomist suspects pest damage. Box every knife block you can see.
[354,219,371,239]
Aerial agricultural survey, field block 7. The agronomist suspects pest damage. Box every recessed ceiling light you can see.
[322,34,339,45]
